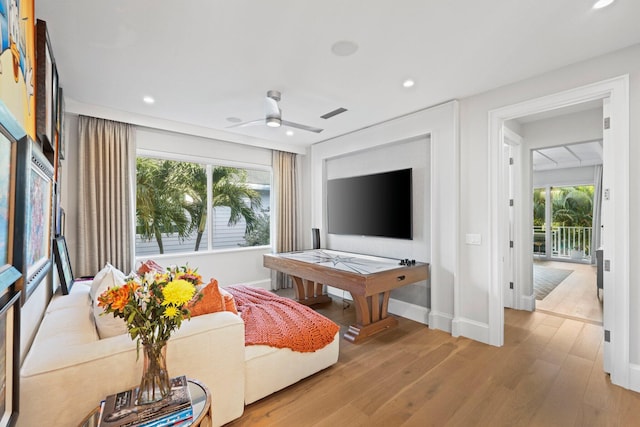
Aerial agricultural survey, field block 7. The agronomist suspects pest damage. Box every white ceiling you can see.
[532,140,603,171]
[35,1,640,152]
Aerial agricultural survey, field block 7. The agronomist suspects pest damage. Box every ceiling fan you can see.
[228,90,324,134]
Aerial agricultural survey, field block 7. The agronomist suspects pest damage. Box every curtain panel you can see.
[272,150,299,289]
[77,116,135,275]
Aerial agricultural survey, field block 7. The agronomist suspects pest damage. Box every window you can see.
[135,156,270,255]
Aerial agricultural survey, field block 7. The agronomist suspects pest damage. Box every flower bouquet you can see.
[97,264,203,404]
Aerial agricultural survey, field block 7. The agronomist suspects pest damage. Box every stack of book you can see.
[98,375,193,427]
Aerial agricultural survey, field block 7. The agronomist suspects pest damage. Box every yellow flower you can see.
[162,279,196,306]
[163,306,179,318]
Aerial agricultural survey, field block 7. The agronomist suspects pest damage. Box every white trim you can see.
[520,294,535,311]
[429,310,453,333]
[388,298,430,325]
[488,75,630,390]
[137,148,273,172]
[629,364,640,392]
[452,317,489,342]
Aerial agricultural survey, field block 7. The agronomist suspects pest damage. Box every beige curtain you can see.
[272,150,299,289]
[77,116,135,276]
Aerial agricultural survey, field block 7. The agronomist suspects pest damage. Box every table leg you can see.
[344,291,397,343]
[291,276,331,305]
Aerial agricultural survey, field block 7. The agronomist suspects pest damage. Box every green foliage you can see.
[533,186,594,228]
[136,157,265,253]
[242,209,270,246]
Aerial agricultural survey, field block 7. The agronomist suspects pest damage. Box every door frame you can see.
[488,75,630,388]
[502,129,523,310]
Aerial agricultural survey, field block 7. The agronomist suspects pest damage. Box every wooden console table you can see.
[264,250,429,343]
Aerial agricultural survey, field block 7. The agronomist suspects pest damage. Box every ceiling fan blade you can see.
[265,97,281,118]
[281,120,324,133]
[226,119,263,129]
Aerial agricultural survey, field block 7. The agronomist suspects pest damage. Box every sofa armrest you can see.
[19,311,245,427]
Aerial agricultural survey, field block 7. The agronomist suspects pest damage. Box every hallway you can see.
[535,260,602,325]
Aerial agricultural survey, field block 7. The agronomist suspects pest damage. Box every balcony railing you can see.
[533,225,592,260]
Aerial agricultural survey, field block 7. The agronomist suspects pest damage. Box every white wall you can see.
[457,43,640,367]
[522,107,603,150]
[311,101,458,330]
[324,135,431,308]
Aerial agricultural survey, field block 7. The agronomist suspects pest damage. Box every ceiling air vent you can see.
[320,107,348,120]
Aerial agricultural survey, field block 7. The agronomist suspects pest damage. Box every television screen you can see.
[327,168,412,240]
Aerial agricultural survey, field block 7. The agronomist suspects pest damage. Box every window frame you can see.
[135,149,273,256]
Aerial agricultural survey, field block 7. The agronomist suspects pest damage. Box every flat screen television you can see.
[327,168,413,240]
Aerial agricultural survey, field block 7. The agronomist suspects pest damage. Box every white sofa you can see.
[19,283,339,427]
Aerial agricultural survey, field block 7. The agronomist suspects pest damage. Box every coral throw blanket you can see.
[227,285,339,353]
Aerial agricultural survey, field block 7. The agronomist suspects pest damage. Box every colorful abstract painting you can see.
[0,0,35,138]
[25,165,50,278]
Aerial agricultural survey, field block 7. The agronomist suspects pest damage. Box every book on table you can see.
[98,375,193,427]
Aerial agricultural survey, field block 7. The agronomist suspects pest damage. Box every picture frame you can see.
[35,19,57,155]
[57,87,65,160]
[0,290,21,427]
[0,120,22,301]
[53,236,74,295]
[13,137,54,302]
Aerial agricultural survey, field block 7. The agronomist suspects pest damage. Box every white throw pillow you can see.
[90,263,128,339]
[89,263,126,301]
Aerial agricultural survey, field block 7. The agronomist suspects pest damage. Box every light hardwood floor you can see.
[226,290,638,426]
[535,260,602,325]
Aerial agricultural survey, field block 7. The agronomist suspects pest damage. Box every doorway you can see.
[488,76,630,388]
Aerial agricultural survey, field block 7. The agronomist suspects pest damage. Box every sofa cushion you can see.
[190,279,238,317]
[90,264,128,338]
[46,285,92,313]
[89,263,126,301]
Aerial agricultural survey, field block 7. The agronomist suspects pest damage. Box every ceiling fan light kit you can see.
[266,116,281,127]
[227,89,325,134]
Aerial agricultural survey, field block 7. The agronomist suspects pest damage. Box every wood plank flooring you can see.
[535,260,602,325]
[226,290,638,427]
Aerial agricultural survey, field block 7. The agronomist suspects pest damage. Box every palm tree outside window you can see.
[135,156,270,255]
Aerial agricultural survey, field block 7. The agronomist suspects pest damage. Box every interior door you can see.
[502,142,514,308]
[601,97,612,374]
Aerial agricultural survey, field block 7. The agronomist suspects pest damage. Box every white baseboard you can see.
[388,298,429,325]
[629,363,640,393]
[452,317,489,343]
[520,294,535,311]
[428,311,453,333]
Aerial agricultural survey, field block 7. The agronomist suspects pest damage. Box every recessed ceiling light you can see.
[286,130,294,136]
[593,0,615,9]
[226,117,242,123]
[403,79,415,88]
[143,96,155,104]
[331,40,359,57]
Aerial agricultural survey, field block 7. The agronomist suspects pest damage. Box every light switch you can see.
[465,233,482,245]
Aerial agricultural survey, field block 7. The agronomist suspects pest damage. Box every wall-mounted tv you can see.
[327,168,413,240]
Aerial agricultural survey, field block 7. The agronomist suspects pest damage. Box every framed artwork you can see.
[53,236,74,295]
[0,122,21,300]
[13,137,54,302]
[0,290,20,427]
[57,87,65,160]
[35,19,57,154]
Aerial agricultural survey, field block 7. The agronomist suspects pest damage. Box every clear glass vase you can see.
[137,342,171,405]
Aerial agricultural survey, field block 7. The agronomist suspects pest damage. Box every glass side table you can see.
[79,379,212,427]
